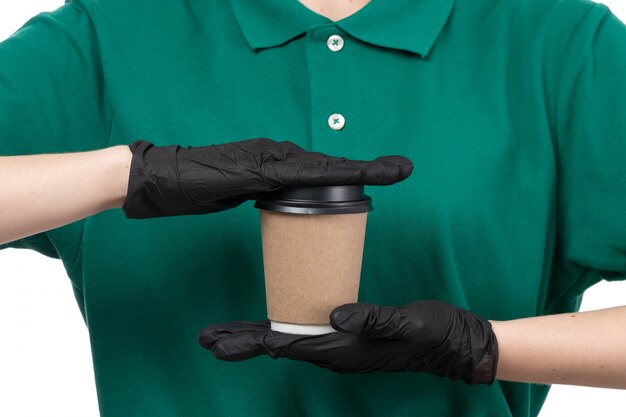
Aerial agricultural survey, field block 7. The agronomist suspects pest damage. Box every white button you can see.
[326,35,344,52]
[328,113,345,131]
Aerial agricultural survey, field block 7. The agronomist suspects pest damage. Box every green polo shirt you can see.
[2,0,625,415]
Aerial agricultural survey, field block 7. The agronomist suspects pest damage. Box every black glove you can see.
[122,138,413,218]
[198,300,499,385]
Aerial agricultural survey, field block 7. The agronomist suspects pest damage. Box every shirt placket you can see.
[305,25,358,156]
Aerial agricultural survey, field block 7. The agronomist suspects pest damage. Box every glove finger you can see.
[212,332,274,362]
[212,330,375,373]
[197,320,271,350]
[212,329,311,361]
[266,155,413,187]
[330,303,412,340]
[326,156,414,186]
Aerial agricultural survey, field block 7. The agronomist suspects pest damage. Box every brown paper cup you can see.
[260,209,367,328]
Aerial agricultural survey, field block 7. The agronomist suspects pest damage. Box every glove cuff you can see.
[122,140,188,218]
[462,316,499,385]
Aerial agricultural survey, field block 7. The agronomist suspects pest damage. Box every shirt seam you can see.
[554,2,606,146]
[550,3,607,308]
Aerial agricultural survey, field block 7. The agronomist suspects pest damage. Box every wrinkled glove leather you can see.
[123,138,413,218]
[198,300,499,385]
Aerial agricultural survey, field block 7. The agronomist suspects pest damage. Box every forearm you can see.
[0,146,132,245]
[491,306,626,388]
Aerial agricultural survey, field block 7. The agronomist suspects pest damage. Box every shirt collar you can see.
[231,0,455,57]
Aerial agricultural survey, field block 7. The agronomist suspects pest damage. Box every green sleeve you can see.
[550,4,626,307]
[0,233,59,259]
[0,0,110,259]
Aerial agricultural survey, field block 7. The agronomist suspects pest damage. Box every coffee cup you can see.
[254,185,372,335]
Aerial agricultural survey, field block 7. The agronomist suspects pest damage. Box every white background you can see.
[1,1,625,416]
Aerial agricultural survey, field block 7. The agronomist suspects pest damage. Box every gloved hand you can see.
[122,138,413,218]
[198,300,499,385]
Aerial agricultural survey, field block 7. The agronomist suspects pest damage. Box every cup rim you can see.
[254,185,373,214]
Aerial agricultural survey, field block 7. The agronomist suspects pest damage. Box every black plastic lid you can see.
[254,185,373,215]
